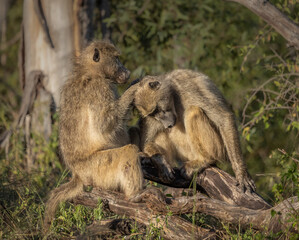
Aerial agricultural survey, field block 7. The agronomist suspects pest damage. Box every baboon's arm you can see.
[139,118,174,183]
[179,79,256,192]
[139,117,163,150]
[143,142,175,183]
[117,84,138,113]
[202,108,256,192]
[100,85,138,134]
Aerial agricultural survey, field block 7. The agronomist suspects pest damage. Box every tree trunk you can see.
[17,0,75,170]
[0,0,97,169]
[97,0,112,40]
[23,0,75,107]
[74,0,95,49]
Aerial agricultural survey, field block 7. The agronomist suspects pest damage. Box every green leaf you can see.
[271,209,277,217]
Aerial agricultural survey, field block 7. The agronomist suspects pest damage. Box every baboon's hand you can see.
[180,165,195,180]
[151,154,175,183]
[127,78,141,89]
[236,171,256,193]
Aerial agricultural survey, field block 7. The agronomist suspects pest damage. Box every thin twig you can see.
[278,148,299,163]
[0,31,21,51]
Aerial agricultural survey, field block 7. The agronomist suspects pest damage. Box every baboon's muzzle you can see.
[159,112,176,129]
[117,67,131,84]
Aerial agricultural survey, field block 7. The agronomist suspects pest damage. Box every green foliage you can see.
[271,150,299,201]
[0,0,23,135]
[0,140,49,238]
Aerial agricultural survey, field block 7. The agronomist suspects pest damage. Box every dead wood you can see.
[73,189,217,240]
[72,188,298,238]
[142,162,272,210]
[166,193,298,234]
[225,0,299,49]
[0,70,44,149]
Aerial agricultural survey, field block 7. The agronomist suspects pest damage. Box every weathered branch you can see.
[0,70,44,149]
[73,188,298,238]
[225,0,299,49]
[73,190,217,240]
[142,163,271,210]
[167,194,298,233]
[71,163,294,238]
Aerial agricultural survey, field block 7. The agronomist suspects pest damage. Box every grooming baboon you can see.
[44,41,149,231]
[134,69,256,192]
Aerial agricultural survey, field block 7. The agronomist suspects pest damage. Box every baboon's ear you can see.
[93,48,100,62]
[148,81,161,90]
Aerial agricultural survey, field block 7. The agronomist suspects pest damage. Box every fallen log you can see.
[142,163,272,210]
[73,189,217,240]
[166,192,298,233]
[72,188,298,238]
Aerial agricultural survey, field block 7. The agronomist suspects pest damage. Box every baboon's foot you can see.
[236,171,256,193]
[151,154,175,183]
[180,165,197,180]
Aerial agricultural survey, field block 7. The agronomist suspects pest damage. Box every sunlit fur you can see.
[43,41,143,232]
[134,69,255,191]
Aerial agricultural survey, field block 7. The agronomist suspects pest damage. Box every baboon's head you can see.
[135,76,177,129]
[79,41,130,84]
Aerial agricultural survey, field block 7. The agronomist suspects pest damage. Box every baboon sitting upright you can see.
[44,41,145,230]
[134,69,256,192]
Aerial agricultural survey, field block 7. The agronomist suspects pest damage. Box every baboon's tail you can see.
[43,174,83,232]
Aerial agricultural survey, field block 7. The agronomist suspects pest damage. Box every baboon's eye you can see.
[93,48,100,62]
[149,106,160,116]
[148,81,161,90]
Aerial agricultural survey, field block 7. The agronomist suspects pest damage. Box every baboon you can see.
[44,41,147,230]
[134,69,256,192]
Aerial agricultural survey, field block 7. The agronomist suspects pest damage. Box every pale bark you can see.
[23,0,75,106]
[225,0,299,49]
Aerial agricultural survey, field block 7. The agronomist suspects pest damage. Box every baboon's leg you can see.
[182,106,225,178]
[88,144,165,201]
[88,144,144,198]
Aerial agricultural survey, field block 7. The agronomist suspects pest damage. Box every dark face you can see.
[135,77,177,129]
[90,42,130,84]
[149,104,177,129]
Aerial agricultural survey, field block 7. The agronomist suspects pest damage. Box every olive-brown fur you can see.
[43,41,143,231]
[134,69,255,192]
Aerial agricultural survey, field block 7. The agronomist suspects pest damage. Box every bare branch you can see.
[73,188,298,236]
[73,190,217,240]
[225,0,299,49]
